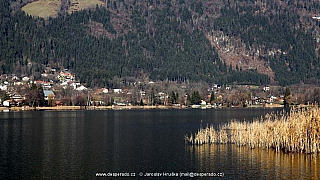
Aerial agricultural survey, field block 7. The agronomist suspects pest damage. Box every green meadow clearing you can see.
[68,0,105,14]
[22,0,105,19]
[22,0,61,18]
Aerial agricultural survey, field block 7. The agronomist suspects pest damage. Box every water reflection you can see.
[0,109,307,179]
[187,144,320,179]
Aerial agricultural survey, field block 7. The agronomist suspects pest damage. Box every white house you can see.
[22,77,30,82]
[3,100,10,107]
[102,88,109,93]
[76,85,87,91]
[113,89,122,93]
[14,82,23,86]
[0,85,7,91]
[12,76,19,81]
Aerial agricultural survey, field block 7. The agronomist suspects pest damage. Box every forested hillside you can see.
[1,0,320,87]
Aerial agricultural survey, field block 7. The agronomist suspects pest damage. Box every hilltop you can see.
[1,0,320,87]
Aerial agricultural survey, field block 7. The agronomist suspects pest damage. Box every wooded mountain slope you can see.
[1,0,320,87]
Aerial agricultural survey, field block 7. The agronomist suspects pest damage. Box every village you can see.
[0,68,317,111]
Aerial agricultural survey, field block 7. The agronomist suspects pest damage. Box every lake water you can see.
[0,108,319,179]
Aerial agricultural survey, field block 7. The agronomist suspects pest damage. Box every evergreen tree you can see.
[191,91,201,105]
[284,87,292,107]
[210,91,215,103]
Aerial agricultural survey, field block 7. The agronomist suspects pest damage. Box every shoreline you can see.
[0,105,188,111]
[0,104,310,112]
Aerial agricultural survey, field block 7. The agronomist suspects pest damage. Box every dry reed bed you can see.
[185,106,320,154]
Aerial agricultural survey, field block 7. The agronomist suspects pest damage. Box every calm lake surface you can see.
[1,108,319,179]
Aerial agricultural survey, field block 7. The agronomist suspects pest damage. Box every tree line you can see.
[0,0,278,87]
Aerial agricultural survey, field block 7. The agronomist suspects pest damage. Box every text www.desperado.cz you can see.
[96,172,224,178]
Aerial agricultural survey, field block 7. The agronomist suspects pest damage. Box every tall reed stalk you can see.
[185,105,320,154]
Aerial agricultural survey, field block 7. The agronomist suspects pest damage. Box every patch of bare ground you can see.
[87,9,134,39]
[206,31,275,82]
[109,10,134,36]
[219,51,275,80]
[87,21,115,39]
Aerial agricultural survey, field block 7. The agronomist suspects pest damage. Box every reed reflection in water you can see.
[187,144,320,179]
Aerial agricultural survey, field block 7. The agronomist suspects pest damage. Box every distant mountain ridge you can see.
[1,0,320,87]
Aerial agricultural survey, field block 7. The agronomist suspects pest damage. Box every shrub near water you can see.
[185,106,320,154]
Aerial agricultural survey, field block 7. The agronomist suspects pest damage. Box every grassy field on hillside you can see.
[22,0,105,19]
[22,0,61,18]
[68,0,105,14]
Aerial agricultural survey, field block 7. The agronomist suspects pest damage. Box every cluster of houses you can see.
[57,71,87,91]
[0,70,287,107]
[0,69,90,106]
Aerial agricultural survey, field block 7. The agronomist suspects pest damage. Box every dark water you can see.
[0,108,319,179]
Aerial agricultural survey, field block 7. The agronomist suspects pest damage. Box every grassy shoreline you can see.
[0,105,188,111]
[0,104,311,112]
[185,105,320,154]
